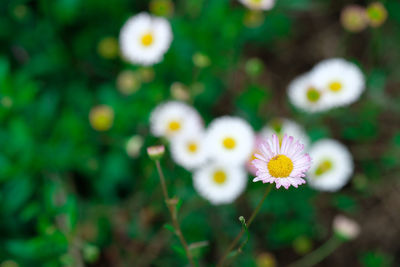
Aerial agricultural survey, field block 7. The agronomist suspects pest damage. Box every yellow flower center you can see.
[315,160,333,176]
[329,81,342,92]
[267,155,294,178]
[213,170,227,185]
[223,137,236,150]
[168,120,181,132]
[306,87,320,103]
[141,33,154,47]
[187,142,198,154]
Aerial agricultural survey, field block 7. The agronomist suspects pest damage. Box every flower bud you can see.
[126,135,144,158]
[245,58,264,77]
[97,37,119,59]
[256,252,277,267]
[293,236,313,255]
[333,215,360,241]
[243,10,264,28]
[150,0,174,17]
[171,82,190,101]
[147,145,165,160]
[89,105,114,131]
[366,2,387,28]
[193,52,211,68]
[340,5,368,33]
[138,67,155,83]
[116,70,141,95]
[83,243,100,263]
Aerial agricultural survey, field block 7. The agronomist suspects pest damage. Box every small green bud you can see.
[366,2,387,28]
[245,58,264,77]
[193,52,211,68]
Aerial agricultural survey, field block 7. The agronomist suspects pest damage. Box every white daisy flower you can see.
[309,58,365,107]
[170,132,208,170]
[260,118,310,149]
[150,101,203,139]
[193,163,247,205]
[119,12,173,66]
[239,0,275,10]
[205,116,255,165]
[252,134,312,189]
[288,72,331,113]
[307,139,354,192]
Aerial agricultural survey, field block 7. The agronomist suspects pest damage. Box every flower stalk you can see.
[154,159,196,267]
[217,183,273,267]
[289,235,343,267]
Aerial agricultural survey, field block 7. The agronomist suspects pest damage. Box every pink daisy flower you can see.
[252,134,312,189]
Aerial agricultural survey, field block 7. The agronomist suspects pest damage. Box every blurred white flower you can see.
[288,73,331,113]
[205,116,255,165]
[119,12,173,66]
[260,118,310,149]
[150,101,203,139]
[333,215,360,240]
[309,58,365,107]
[307,139,354,192]
[239,0,275,11]
[170,132,208,170]
[193,163,247,205]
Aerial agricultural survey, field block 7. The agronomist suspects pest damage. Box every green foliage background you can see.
[1,0,400,266]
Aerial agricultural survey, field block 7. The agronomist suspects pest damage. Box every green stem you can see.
[289,235,343,267]
[154,160,196,267]
[217,183,273,267]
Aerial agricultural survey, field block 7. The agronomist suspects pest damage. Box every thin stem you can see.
[289,235,343,267]
[154,160,196,267]
[217,183,273,267]
[155,160,170,200]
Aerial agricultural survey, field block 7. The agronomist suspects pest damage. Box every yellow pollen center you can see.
[306,87,321,103]
[168,120,181,132]
[187,142,198,153]
[315,160,333,176]
[267,155,294,178]
[141,33,154,46]
[223,137,236,150]
[329,81,342,92]
[213,170,227,185]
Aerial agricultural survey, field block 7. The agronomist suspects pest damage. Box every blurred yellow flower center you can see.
[329,81,342,92]
[168,120,181,132]
[267,155,293,178]
[251,0,262,3]
[223,137,236,150]
[187,142,198,153]
[213,170,227,185]
[141,33,154,46]
[315,160,333,176]
[306,87,320,103]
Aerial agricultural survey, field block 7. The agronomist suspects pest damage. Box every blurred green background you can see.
[1,0,400,266]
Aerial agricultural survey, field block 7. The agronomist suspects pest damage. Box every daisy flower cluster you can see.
[150,101,254,205]
[150,102,355,203]
[288,58,365,113]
